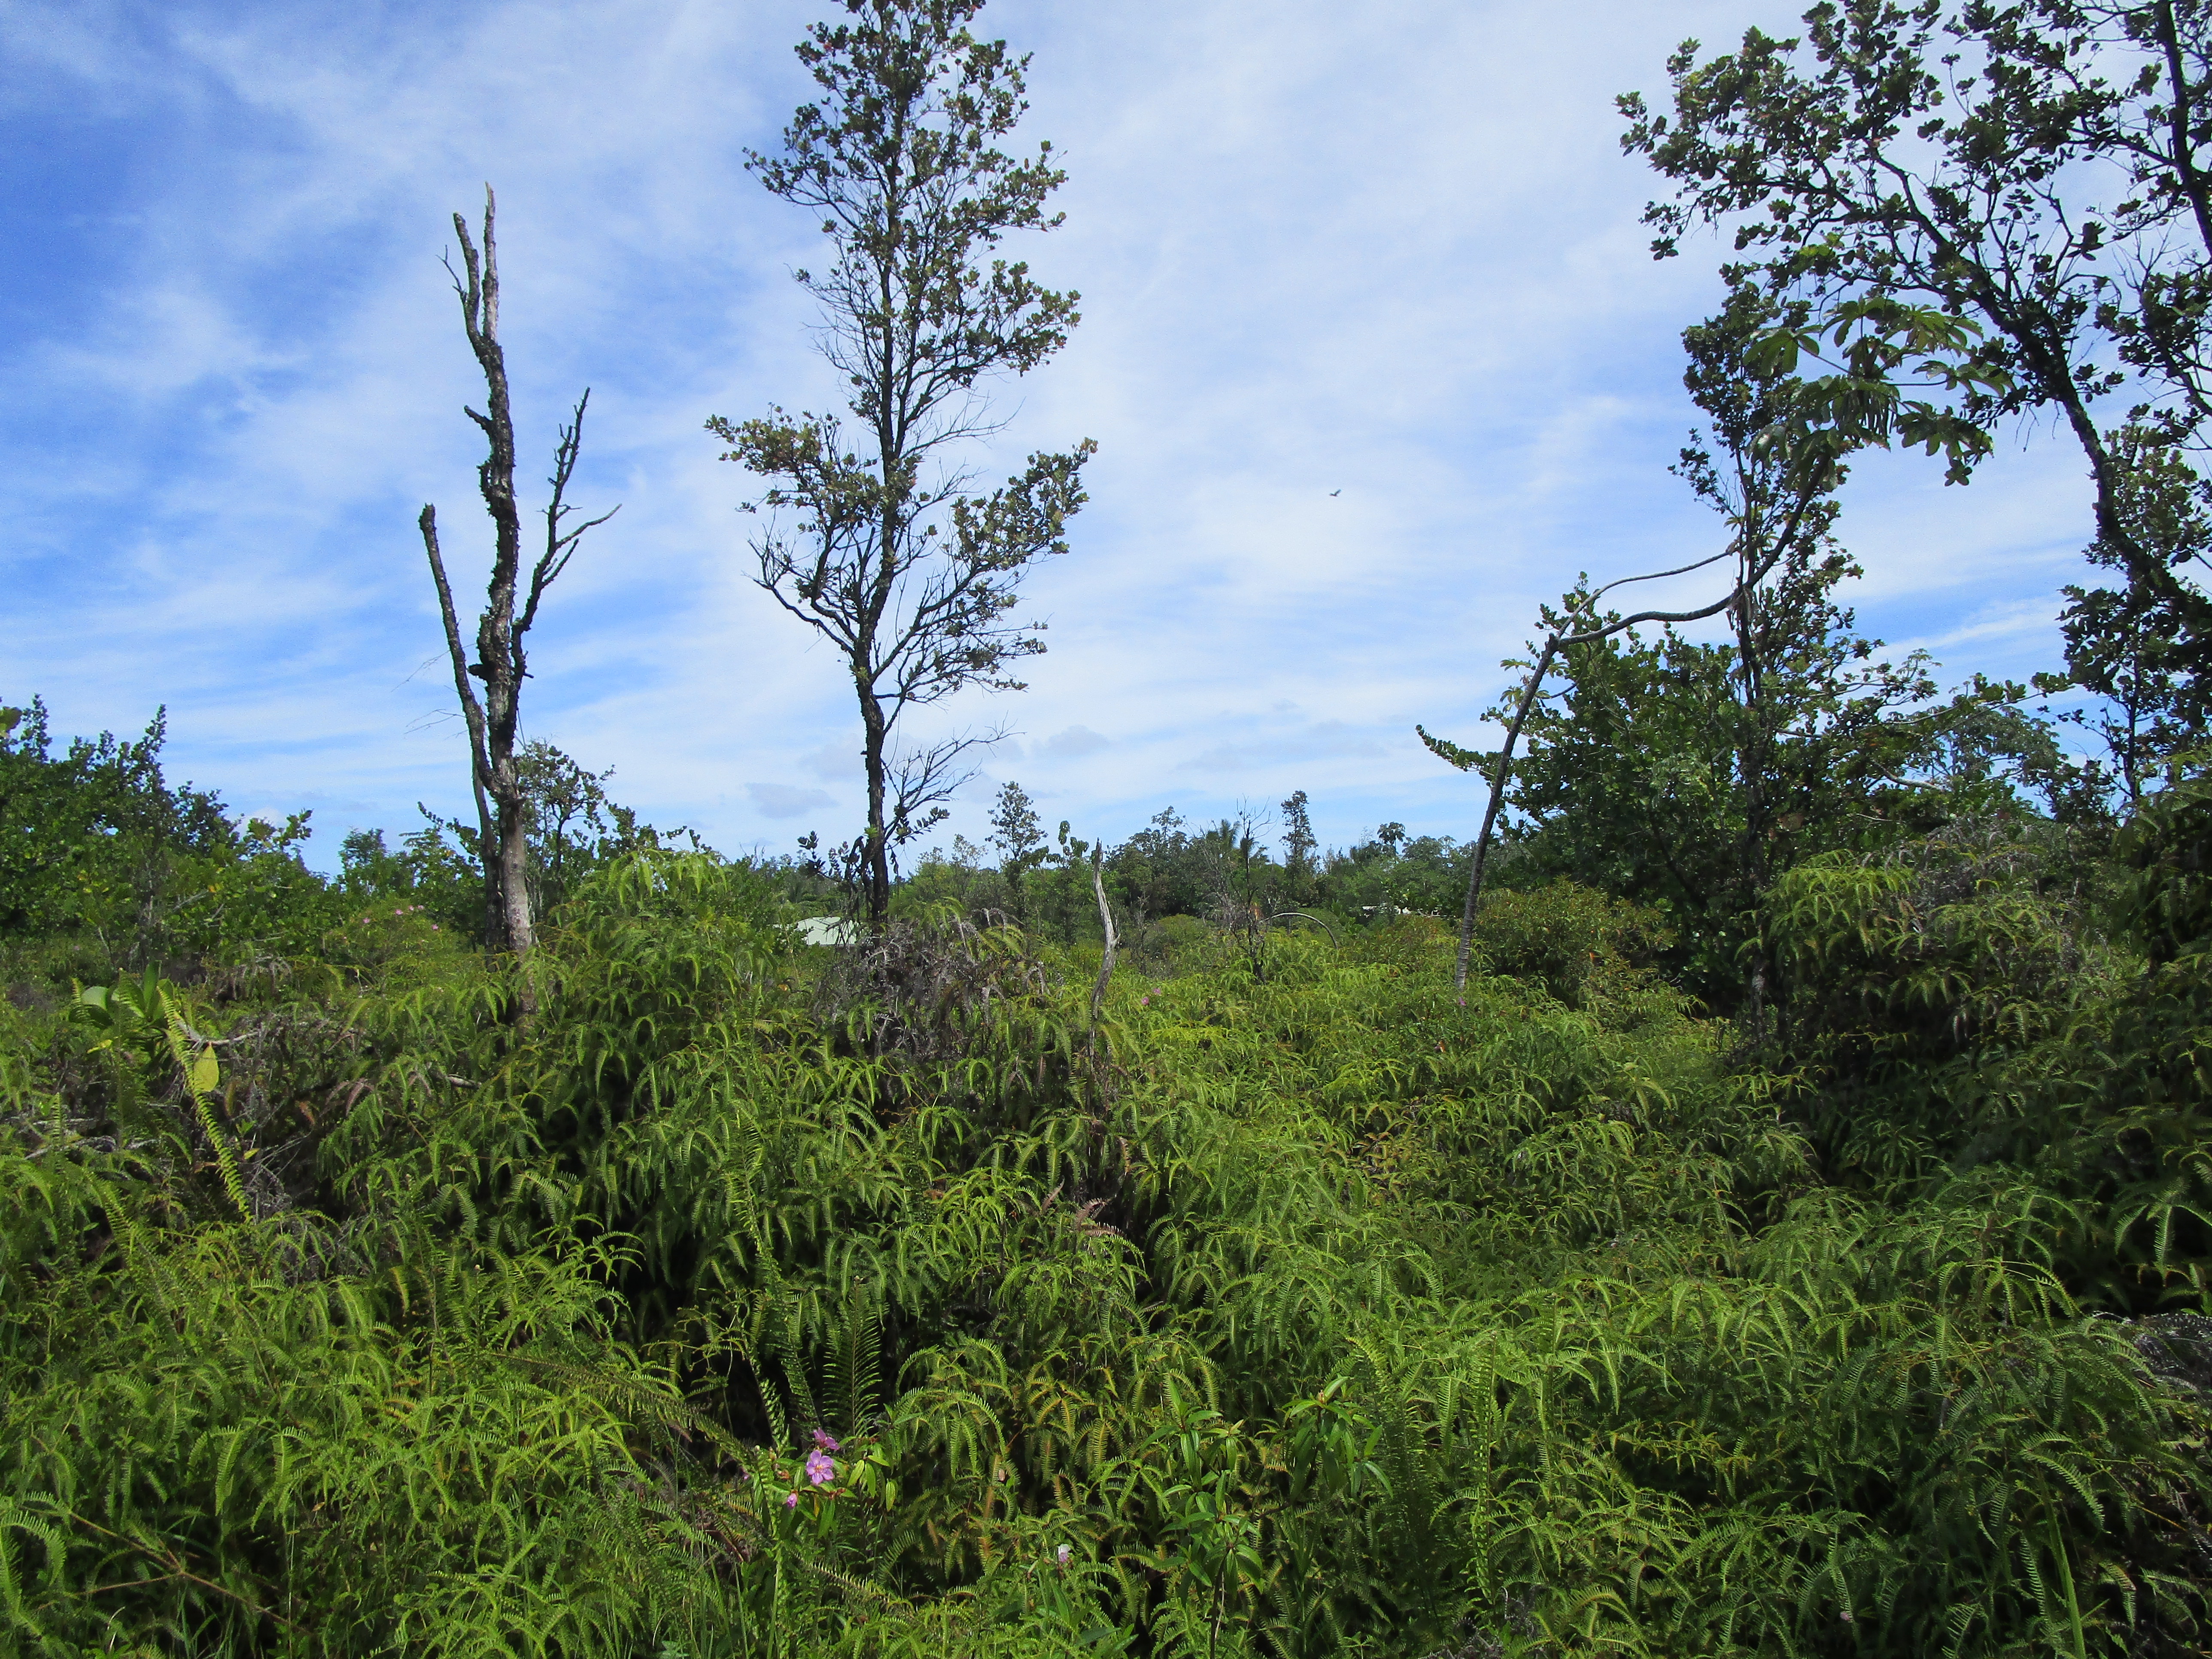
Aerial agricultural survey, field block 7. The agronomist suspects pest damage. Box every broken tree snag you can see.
[419,185,617,969]
[1091,841,1117,1029]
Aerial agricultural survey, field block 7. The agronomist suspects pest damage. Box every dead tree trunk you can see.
[419,186,615,964]
[1090,841,1118,1027]
[420,507,502,942]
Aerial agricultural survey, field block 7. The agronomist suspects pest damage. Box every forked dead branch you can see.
[418,186,617,963]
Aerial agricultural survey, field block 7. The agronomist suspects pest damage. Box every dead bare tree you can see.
[1089,840,1117,1027]
[418,187,616,959]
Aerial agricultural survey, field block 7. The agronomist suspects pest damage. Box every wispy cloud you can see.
[746,782,835,820]
[1,0,2108,866]
[1039,725,1110,760]
[1891,597,2068,661]
[1178,717,1389,775]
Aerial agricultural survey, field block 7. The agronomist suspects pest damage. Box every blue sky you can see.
[2,0,2100,869]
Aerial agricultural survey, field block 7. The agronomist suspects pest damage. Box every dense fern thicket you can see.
[30,0,2212,1645]
[5,737,2211,1657]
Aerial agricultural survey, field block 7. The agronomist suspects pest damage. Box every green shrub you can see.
[0,840,2204,1657]
[1469,879,1677,1010]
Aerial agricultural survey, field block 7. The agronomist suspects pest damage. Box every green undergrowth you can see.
[2,857,2206,1657]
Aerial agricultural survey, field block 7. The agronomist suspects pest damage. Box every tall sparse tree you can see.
[987,778,1045,881]
[711,0,1094,924]
[419,188,616,959]
[1279,789,1316,881]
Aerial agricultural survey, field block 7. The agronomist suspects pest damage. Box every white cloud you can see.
[799,739,857,781]
[1041,725,1110,760]
[1178,719,1389,775]
[0,0,2114,866]
[745,782,834,819]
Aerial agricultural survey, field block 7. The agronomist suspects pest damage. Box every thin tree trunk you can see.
[1452,637,1559,992]
[2155,1,2212,256]
[1090,842,1118,1027]
[1730,570,1773,1038]
[420,506,502,942]
[859,687,891,924]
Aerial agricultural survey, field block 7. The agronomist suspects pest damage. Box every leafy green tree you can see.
[1497,586,1943,1004]
[1185,811,1276,920]
[339,826,492,939]
[1424,281,1936,992]
[1279,789,1316,893]
[986,781,1042,868]
[512,740,668,919]
[1623,0,2212,747]
[1101,807,1197,924]
[897,831,1016,921]
[0,699,340,971]
[1494,563,2071,1011]
[0,701,228,945]
[2033,429,2212,802]
[986,779,1048,915]
[711,0,1094,924]
[1427,283,1901,1000]
[396,741,681,938]
[513,741,612,918]
[1315,829,1474,919]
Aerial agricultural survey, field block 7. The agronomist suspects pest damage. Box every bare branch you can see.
[419,505,496,869]
[1585,547,1732,607]
[521,391,618,638]
[886,728,1002,842]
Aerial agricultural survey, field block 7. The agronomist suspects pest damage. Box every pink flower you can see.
[805,1449,836,1485]
[784,1492,798,1508]
[811,1428,840,1452]
[1056,1544,1072,1565]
